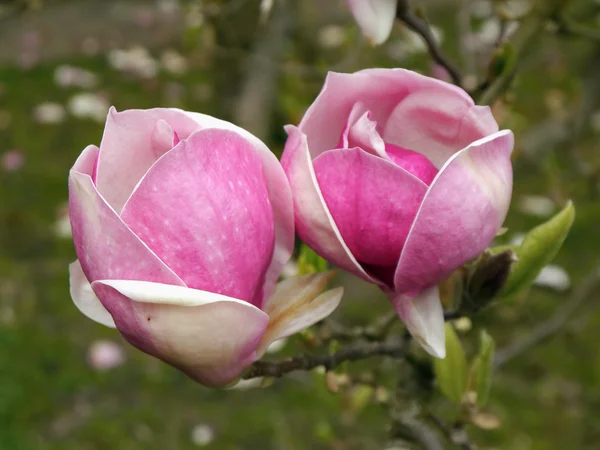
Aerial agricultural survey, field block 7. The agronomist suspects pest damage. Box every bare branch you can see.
[427,414,477,450]
[395,0,463,86]
[242,338,409,379]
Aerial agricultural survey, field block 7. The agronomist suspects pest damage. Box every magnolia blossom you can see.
[347,0,398,45]
[282,69,513,357]
[69,108,343,386]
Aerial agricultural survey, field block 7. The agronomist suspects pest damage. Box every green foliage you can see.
[488,41,517,78]
[297,244,329,275]
[434,324,468,404]
[498,201,576,300]
[469,330,496,407]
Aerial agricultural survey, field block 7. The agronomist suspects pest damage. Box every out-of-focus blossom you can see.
[1,150,24,172]
[318,25,347,50]
[518,195,556,218]
[69,108,343,386]
[160,49,188,75]
[107,47,158,79]
[87,340,126,371]
[54,204,72,239]
[190,424,215,446]
[33,103,67,124]
[133,7,156,28]
[54,65,99,89]
[67,93,109,122]
[282,69,513,357]
[534,265,571,292]
[347,0,398,45]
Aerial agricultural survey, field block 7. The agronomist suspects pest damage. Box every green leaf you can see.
[488,42,517,78]
[469,330,496,407]
[297,244,328,275]
[434,323,468,404]
[500,201,575,299]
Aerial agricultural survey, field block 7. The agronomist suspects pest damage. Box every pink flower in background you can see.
[69,108,342,386]
[282,69,513,357]
[87,340,125,371]
[1,150,24,172]
[347,0,398,45]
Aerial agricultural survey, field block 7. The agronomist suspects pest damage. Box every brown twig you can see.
[427,414,477,450]
[242,339,409,379]
[395,0,463,86]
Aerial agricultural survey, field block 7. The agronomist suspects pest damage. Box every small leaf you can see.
[488,42,517,78]
[500,201,575,298]
[470,330,496,407]
[297,244,329,275]
[434,323,468,404]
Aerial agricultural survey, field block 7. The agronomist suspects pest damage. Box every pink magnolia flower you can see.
[282,69,514,357]
[69,107,343,386]
[347,0,398,45]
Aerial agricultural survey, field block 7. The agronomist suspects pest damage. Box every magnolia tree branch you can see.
[395,0,463,86]
[242,338,409,379]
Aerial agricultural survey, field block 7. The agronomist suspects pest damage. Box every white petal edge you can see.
[391,286,445,358]
[69,260,116,328]
[92,279,263,309]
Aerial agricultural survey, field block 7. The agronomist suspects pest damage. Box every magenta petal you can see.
[314,148,428,270]
[120,129,275,306]
[385,143,438,185]
[382,87,498,168]
[173,110,295,300]
[394,130,514,294]
[95,107,202,213]
[281,126,379,284]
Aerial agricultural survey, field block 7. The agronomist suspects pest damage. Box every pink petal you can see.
[299,70,484,161]
[95,107,202,213]
[347,0,398,45]
[69,260,115,328]
[92,280,269,386]
[281,126,379,284]
[258,271,343,356]
[172,110,295,300]
[72,144,99,181]
[120,129,275,307]
[390,286,445,358]
[313,147,427,283]
[341,102,388,159]
[69,169,185,351]
[394,130,514,294]
[382,86,498,168]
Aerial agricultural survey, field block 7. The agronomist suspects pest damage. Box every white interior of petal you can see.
[392,286,445,358]
[69,260,116,328]
[92,280,260,309]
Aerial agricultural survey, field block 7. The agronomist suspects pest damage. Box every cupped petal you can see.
[341,102,388,159]
[92,280,269,386]
[383,87,499,168]
[390,286,445,358]
[281,126,379,284]
[120,129,275,307]
[394,130,514,294]
[299,69,482,160]
[72,144,99,181]
[177,110,295,300]
[69,260,115,328]
[96,107,203,213]
[313,147,428,279]
[348,0,398,45]
[258,271,343,356]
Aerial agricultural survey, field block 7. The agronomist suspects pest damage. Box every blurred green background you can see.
[1,0,600,448]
